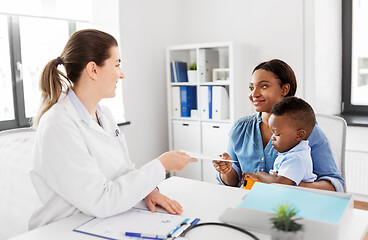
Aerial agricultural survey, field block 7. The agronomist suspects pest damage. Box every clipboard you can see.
[74,207,200,240]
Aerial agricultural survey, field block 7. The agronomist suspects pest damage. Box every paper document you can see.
[74,208,191,240]
[181,150,236,162]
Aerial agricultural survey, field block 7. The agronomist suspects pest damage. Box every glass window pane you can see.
[19,16,70,118]
[0,15,15,121]
[351,0,368,105]
[2,0,92,22]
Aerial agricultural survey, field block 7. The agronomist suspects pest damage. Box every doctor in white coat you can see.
[29,29,196,230]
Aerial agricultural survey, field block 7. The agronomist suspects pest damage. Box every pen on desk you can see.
[190,218,200,226]
[125,232,166,240]
[167,218,190,238]
[171,218,200,239]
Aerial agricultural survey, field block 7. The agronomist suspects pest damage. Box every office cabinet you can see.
[172,120,201,180]
[201,122,232,183]
[166,42,253,182]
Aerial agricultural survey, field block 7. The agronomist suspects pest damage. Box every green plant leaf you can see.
[189,63,197,70]
[270,203,303,232]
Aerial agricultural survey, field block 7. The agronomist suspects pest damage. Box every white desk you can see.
[10,177,368,240]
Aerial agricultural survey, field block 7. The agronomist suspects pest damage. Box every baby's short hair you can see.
[271,97,316,138]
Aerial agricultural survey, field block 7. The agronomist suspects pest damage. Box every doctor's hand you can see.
[212,152,232,174]
[158,151,197,171]
[145,189,183,215]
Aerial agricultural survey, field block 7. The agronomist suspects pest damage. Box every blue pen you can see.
[125,232,166,240]
[167,218,190,237]
[171,218,200,238]
[190,218,200,226]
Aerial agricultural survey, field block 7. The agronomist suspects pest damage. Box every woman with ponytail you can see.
[29,29,196,229]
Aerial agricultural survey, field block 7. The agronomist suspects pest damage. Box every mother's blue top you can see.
[217,113,344,192]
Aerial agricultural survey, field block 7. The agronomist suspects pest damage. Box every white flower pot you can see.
[271,228,304,240]
[187,70,197,83]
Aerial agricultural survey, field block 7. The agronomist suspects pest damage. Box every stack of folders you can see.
[200,86,229,120]
[172,86,197,118]
[171,61,188,82]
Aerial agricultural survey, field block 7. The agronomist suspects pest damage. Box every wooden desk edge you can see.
[354,200,368,211]
[354,201,368,240]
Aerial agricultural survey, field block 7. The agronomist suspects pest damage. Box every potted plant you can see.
[187,63,197,83]
[270,203,304,240]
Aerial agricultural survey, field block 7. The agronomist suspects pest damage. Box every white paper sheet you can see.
[74,208,189,240]
[181,150,236,162]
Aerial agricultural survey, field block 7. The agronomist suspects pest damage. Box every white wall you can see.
[174,0,305,96]
[91,0,120,42]
[119,1,183,167]
[304,0,342,114]
[119,0,368,187]
[119,0,306,167]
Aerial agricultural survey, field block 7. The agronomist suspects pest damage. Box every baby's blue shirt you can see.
[217,113,344,192]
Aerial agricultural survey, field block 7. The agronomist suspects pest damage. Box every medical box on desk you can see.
[220,183,353,240]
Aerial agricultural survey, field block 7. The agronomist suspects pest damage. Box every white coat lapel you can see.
[97,107,117,137]
[61,94,109,137]
[86,118,109,136]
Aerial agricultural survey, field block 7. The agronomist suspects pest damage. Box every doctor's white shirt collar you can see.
[67,88,103,127]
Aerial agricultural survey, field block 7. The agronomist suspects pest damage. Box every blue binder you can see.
[175,62,188,82]
[208,86,212,119]
[180,86,197,117]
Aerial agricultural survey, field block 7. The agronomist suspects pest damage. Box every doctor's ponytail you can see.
[33,58,71,127]
[33,29,118,127]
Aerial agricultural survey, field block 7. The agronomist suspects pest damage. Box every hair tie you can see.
[56,57,63,65]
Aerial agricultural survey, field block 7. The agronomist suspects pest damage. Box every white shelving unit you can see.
[166,42,254,183]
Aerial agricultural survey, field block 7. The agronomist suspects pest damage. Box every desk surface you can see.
[10,177,368,240]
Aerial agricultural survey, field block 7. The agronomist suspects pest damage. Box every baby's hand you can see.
[242,172,258,181]
[241,172,260,190]
[241,172,251,185]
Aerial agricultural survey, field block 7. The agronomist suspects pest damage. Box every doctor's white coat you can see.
[29,93,165,229]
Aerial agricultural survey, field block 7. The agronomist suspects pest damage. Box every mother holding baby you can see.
[213,59,344,192]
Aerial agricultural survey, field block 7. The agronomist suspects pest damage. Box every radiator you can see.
[345,151,368,197]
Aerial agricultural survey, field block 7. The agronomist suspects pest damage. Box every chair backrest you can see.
[315,113,347,183]
[0,128,41,240]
